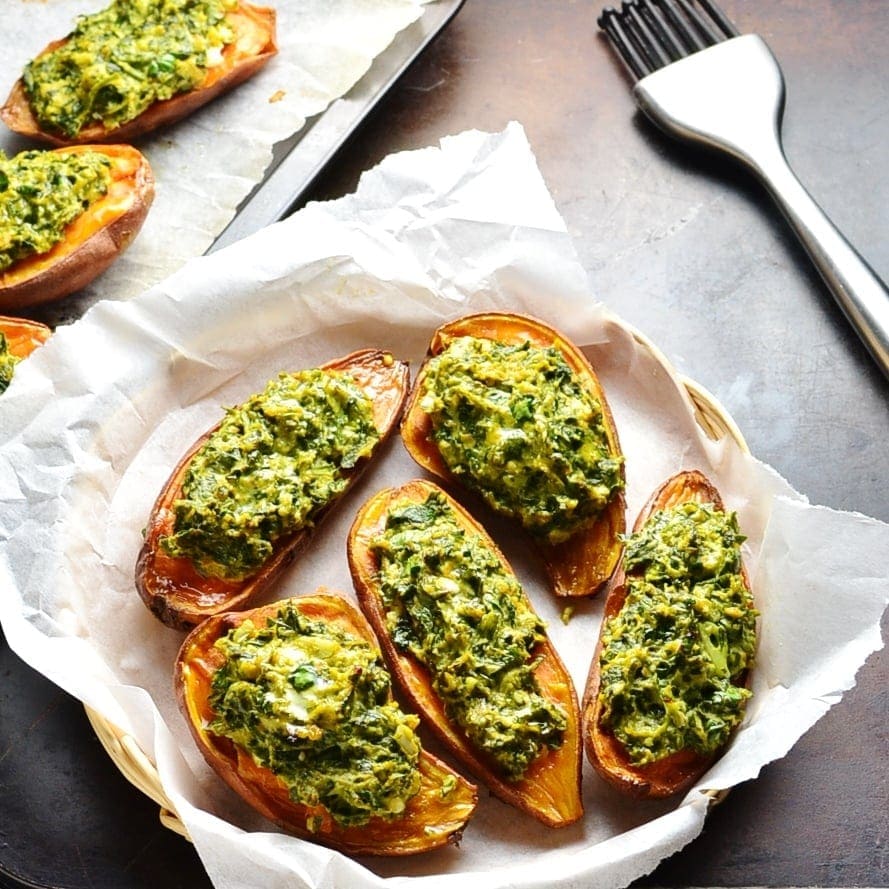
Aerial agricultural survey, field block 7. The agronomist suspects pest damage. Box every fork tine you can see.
[637,0,685,61]
[598,7,655,78]
[674,0,723,45]
[695,0,740,38]
[654,0,708,52]
[624,2,673,70]
[599,0,740,81]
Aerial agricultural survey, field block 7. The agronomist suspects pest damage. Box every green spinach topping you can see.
[0,334,20,394]
[23,0,237,138]
[371,491,567,781]
[419,336,623,545]
[0,149,111,272]
[598,501,757,764]
[160,369,380,580]
[209,603,423,828]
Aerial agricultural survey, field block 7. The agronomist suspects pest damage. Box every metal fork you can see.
[598,0,889,380]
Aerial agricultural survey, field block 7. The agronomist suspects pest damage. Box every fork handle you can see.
[751,143,889,378]
[635,34,889,380]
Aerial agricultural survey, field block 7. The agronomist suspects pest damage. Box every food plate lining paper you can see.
[1,123,887,889]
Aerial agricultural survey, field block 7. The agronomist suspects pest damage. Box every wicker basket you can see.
[84,332,748,841]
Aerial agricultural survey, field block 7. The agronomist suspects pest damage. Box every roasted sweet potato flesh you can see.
[0,316,51,358]
[348,478,583,827]
[401,311,625,598]
[1,3,277,145]
[582,470,754,798]
[176,593,478,855]
[0,145,154,310]
[136,350,410,630]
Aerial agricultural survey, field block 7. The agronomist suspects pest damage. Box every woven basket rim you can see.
[84,705,190,840]
[85,342,748,840]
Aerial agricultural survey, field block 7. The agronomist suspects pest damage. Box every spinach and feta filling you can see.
[0,148,111,272]
[160,369,379,580]
[23,0,237,138]
[209,603,422,828]
[419,336,623,545]
[598,501,757,764]
[0,334,20,393]
[372,491,567,781]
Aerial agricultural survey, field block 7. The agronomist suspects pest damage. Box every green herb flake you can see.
[0,333,20,394]
[160,368,380,580]
[419,336,623,544]
[0,149,111,272]
[209,602,422,828]
[371,490,567,781]
[23,0,238,138]
[597,501,757,764]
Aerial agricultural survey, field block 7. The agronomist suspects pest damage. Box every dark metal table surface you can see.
[2,1,887,887]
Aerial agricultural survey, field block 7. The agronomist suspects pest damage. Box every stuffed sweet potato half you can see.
[401,312,626,598]
[582,470,757,798]
[136,349,409,630]
[0,315,51,393]
[176,593,478,855]
[0,145,153,310]
[1,0,277,145]
[348,479,583,827]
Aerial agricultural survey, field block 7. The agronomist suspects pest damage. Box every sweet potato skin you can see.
[136,349,410,630]
[0,145,154,311]
[1,3,277,146]
[348,478,583,827]
[175,592,478,855]
[0,316,51,358]
[401,311,626,598]
[581,470,754,798]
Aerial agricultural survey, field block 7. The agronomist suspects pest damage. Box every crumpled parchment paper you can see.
[0,0,428,324]
[0,122,886,889]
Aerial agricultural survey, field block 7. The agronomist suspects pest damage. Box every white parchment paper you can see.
[0,0,427,323]
[1,123,887,889]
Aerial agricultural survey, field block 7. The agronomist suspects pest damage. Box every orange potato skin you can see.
[401,312,626,598]
[348,478,583,828]
[176,593,478,856]
[0,316,51,358]
[136,349,410,631]
[581,470,754,798]
[1,3,277,146]
[0,145,154,311]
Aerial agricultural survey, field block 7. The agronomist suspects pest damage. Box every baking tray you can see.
[210,0,467,252]
[0,4,464,888]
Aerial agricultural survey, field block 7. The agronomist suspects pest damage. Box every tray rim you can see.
[208,0,468,252]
